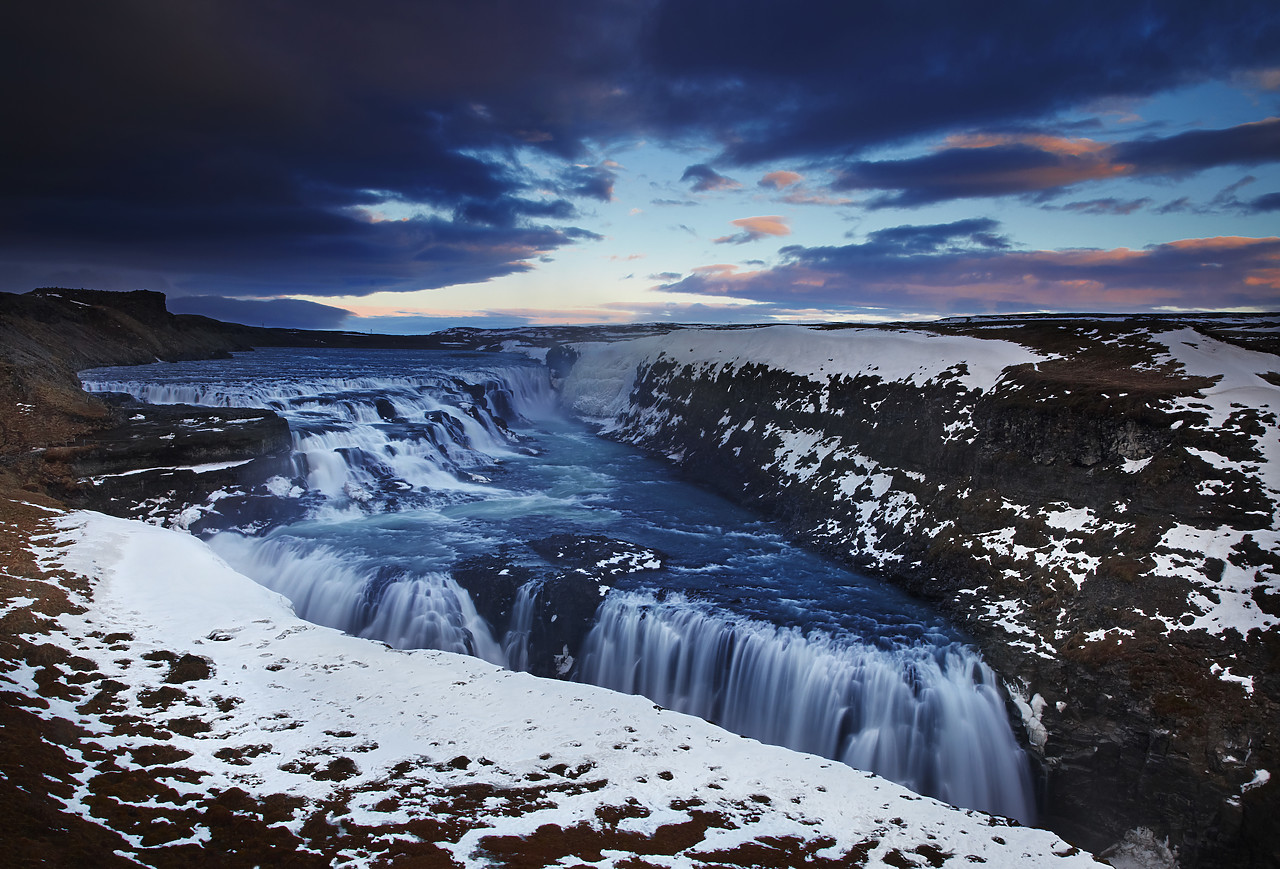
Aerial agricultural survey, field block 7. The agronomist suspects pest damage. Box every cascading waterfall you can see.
[577,592,1036,823]
[80,348,1038,823]
[84,361,558,505]
[208,534,507,665]
[502,582,540,673]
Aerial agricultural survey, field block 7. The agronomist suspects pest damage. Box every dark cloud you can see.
[681,164,742,193]
[1113,118,1280,175]
[661,225,1280,314]
[1149,175,1280,215]
[0,0,627,298]
[1245,192,1280,212]
[1156,197,1195,214]
[453,197,578,227]
[1,0,1276,301]
[169,296,353,330]
[855,218,1011,255]
[0,214,594,299]
[832,119,1280,207]
[561,165,618,202]
[646,0,1280,164]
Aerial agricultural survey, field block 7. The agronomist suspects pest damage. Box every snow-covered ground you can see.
[13,507,1096,867]
[559,325,1047,426]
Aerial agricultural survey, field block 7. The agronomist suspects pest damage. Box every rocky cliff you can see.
[0,288,265,496]
[553,317,1280,868]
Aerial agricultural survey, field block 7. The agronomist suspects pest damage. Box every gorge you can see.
[2,288,1277,867]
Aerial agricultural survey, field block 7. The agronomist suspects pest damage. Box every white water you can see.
[81,348,1038,823]
[502,582,539,673]
[579,592,1036,822]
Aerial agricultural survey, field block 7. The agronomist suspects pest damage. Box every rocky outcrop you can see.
[0,288,309,527]
[453,535,664,678]
[557,317,1280,868]
[46,393,295,526]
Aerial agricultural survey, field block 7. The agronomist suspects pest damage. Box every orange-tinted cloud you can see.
[758,170,804,189]
[713,215,791,245]
[943,132,1111,158]
[836,119,1280,207]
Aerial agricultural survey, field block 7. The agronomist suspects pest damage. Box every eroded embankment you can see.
[554,318,1280,868]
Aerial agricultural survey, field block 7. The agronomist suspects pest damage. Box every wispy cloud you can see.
[681,164,742,193]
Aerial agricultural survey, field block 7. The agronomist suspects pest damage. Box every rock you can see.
[45,395,294,523]
[527,534,665,580]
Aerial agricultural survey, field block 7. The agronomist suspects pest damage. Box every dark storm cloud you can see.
[1113,118,1280,175]
[561,165,618,202]
[644,0,1280,164]
[681,165,743,193]
[1246,192,1280,212]
[855,219,1011,255]
[661,224,1280,313]
[0,0,633,297]
[453,197,578,227]
[1,0,1277,299]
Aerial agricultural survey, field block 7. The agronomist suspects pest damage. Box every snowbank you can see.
[559,325,1048,423]
[27,510,1094,867]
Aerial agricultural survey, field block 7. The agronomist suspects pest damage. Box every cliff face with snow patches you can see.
[554,317,1280,867]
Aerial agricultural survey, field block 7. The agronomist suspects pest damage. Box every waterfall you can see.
[502,582,539,672]
[83,362,557,506]
[208,534,506,665]
[577,592,1036,823]
[84,349,1038,824]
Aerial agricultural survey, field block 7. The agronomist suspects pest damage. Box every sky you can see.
[2,0,1279,332]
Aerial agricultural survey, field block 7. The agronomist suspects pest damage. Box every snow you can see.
[1152,524,1280,637]
[89,459,255,481]
[561,325,1049,424]
[1209,662,1255,696]
[21,509,1096,867]
[1153,328,1280,498]
[1242,769,1271,793]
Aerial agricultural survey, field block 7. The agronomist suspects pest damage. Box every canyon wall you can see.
[556,318,1280,867]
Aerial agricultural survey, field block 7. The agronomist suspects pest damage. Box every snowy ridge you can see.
[19,509,1094,867]
[560,325,1047,426]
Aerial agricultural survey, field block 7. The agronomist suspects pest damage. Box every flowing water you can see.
[82,347,1037,822]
